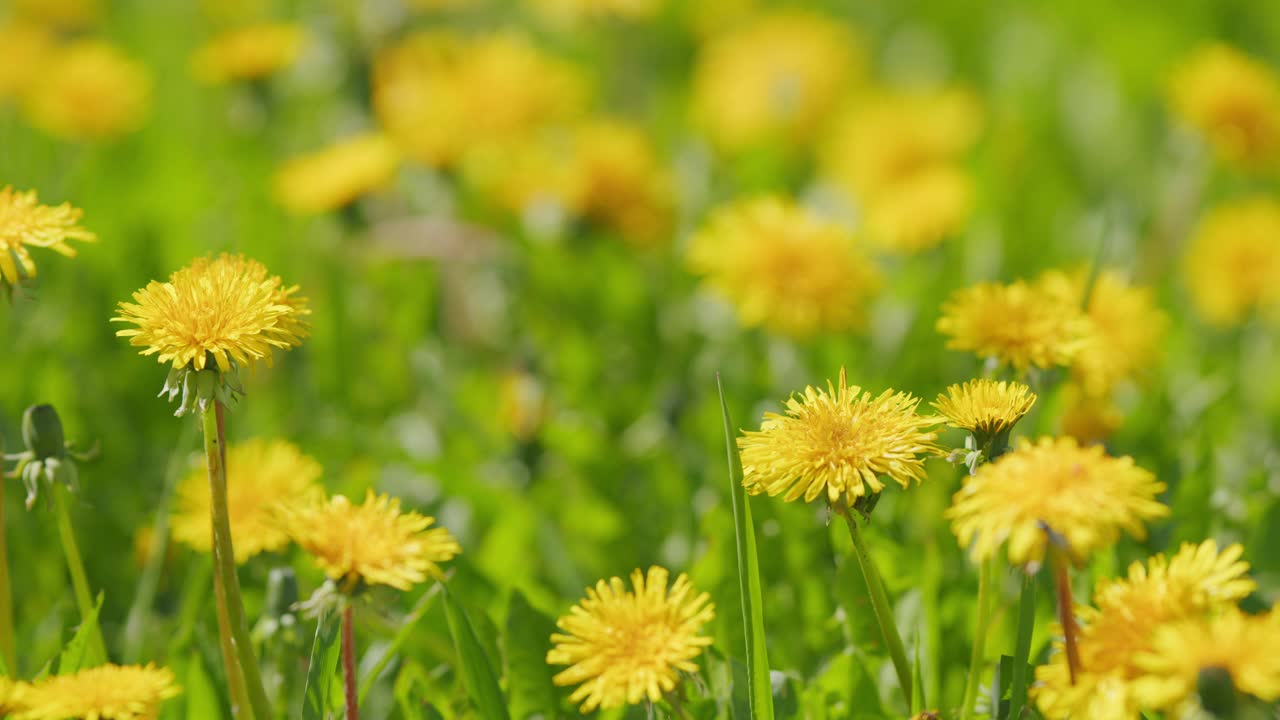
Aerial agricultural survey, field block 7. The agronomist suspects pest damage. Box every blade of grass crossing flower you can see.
[358,582,443,702]
[303,610,343,720]
[841,513,914,712]
[716,374,774,720]
[442,584,511,720]
[1008,571,1038,720]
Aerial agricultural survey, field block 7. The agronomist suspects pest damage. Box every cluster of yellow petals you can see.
[547,566,714,712]
[738,369,942,505]
[285,490,461,591]
[273,132,401,214]
[0,185,97,286]
[0,22,57,100]
[687,196,882,337]
[22,40,152,142]
[113,254,310,373]
[1132,608,1280,710]
[937,279,1093,371]
[523,0,661,25]
[9,664,180,720]
[1184,197,1280,327]
[1034,541,1258,719]
[946,436,1167,565]
[692,10,861,152]
[1169,43,1280,169]
[932,378,1036,440]
[171,439,322,563]
[191,22,306,83]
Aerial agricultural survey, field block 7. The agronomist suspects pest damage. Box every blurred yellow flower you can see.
[932,379,1036,443]
[24,40,151,141]
[1184,197,1280,326]
[566,120,674,244]
[0,186,96,286]
[0,22,56,101]
[15,664,180,720]
[525,0,661,25]
[374,31,586,167]
[171,439,321,563]
[113,254,309,373]
[739,369,941,505]
[860,165,973,253]
[285,490,461,591]
[687,196,882,337]
[273,132,400,214]
[1169,43,1280,169]
[498,367,549,441]
[8,0,102,29]
[936,279,1092,371]
[1133,608,1280,711]
[0,677,27,715]
[692,11,861,152]
[460,130,578,218]
[191,22,306,83]
[1034,540,1256,719]
[547,566,714,712]
[947,437,1167,566]
[1058,382,1123,445]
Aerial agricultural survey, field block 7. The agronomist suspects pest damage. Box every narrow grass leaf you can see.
[303,610,343,720]
[58,594,104,673]
[443,584,511,720]
[505,590,559,719]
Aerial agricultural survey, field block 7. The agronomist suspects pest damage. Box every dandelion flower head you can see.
[524,0,661,25]
[113,253,309,373]
[1058,382,1123,446]
[15,663,180,720]
[687,196,882,338]
[1169,43,1280,169]
[0,22,56,101]
[859,164,974,253]
[0,186,96,286]
[191,22,306,84]
[932,378,1036,443]
[566,120,674,245]
[946,436,1167,566]
[936,278,1092,371]
[273,132,400,214]
[738,369,942,506]
[1184,197,1280,326]
[171,438,322,563]
[547,566,714,712]
[285,490,461,591]
[23,40,151,141]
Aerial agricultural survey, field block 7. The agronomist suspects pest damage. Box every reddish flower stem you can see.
[343,603,360,720]
[1051,551,1082,683]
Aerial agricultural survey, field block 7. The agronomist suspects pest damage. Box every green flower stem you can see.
[342,603,360,720]
[0,474,15,672]
[1008,570,1038,720]
[203,401,272,720]
[51,482,106,661]
[959,554,995,720]
[214,566,253,719]
[1050,549,1082,683]
[840,509,914,712]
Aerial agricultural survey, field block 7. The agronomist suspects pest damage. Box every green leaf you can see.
[716,374,775,720]
[505,590,559,719]
[912,637,925,714]
[58,594,105,673]
[303,611,343,720]
[183,653,223,720]
[443,584,511,720]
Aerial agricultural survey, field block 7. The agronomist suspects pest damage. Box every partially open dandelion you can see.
[687,197,882,338]
[286,490,461,592]
[273,133,401,214]
[1169,43,1280,169]
[23,40,151,141]
[936,279,1092,372]
[171,438,321,563]
[15,663,180,720]
[547,566,714,712]
[947,436,1167,566]
[1184,197,1280,327]
[0,186,96,288]
[191,22,306,83]
[933,379,1036,453]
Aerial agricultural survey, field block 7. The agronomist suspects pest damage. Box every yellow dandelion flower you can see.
[0,22,57,101]
[932,378,1036,445]
[738,369,941,506]
[1169,43,1280,169]
[23,40,151,142]
[0,677,28,715]
[285,490,461,591]
[8,0,102,29]
[191,23,306,84]
[947,437,1167,566]
[1059,382,1123,445]
[525,0,661,25]
[0,185,96,286]
[15,664,180,720]
[1040,269,1167,397]
[460,130,579,219]
[171,438,321,563]
[1034,540,1256,719]
[692,11,861,152]
[113,254,309,375]
[547,566,714,712]
[1132,608,1280,710]
[566,120,674,244]
[860,164,973,253]
[936,279,1092,371]
[1184,197,1280,326]
[687,196,882,337]
[273,132,400,214]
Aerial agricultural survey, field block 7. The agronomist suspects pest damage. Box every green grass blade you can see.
[443,584,511,720]
[58,594,105,673]
[303,610,343,720]
[716,374,775,720]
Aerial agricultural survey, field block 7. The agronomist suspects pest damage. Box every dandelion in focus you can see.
[547,566,714,712]
[936,279,1092,372]
[687,196,882,337]
[191,22,306,84]
[1184,197,1280,326]
[0,186,96,288]
[1169,43,1280,169]
[947,436,1167,566]
[738,368,941,506]
[933,378,1035,453]
[692,11,861,152]
[171,439,321,562]
[23,40,151,141]
[273,132,401,214]
[15,664,180,720]
[286,490,461,592]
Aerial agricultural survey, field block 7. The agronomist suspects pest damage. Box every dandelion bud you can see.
[22,404,65,461]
